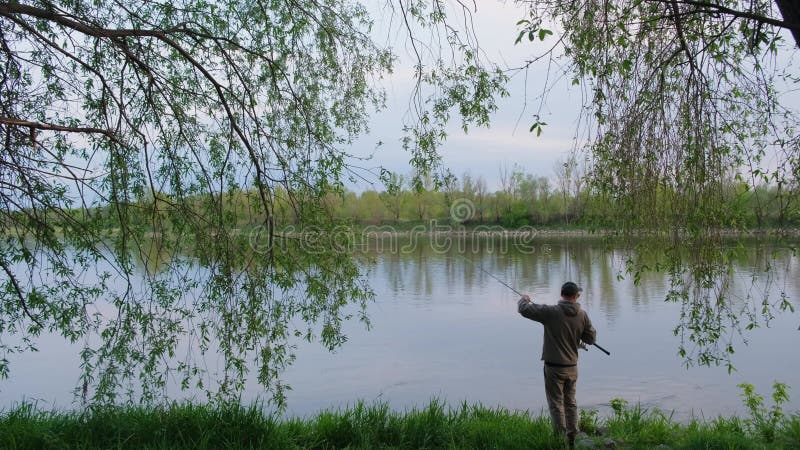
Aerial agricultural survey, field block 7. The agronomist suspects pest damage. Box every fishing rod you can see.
[468,259,525,298]
[457,254,611,356]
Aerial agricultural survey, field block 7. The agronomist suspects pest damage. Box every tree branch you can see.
[0,259,44,330]
[1,1,279,232]
[0,3,186,38]
[648,0,800,43]
[0,117,118,137]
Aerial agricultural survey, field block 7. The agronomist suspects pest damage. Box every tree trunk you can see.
[775,0,800,47]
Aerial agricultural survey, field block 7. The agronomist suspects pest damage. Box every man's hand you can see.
[517,294,531,309]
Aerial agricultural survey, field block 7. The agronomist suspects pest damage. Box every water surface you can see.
[2,237,799,421]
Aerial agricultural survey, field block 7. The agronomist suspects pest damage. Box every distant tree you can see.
[411,173,436,222]
[379,171,406,223]
[457,171,488,223]
[474,175,488,223]
[339,191,361,222]
[358,191,387,224]
[460,172,476,204]
[440,169,459,216]
[554,156,577,225]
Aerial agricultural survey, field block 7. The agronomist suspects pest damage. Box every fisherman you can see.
[518,281,597,447]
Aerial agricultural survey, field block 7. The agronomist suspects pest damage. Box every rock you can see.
[602,438,617,449]
[575,437,598,449]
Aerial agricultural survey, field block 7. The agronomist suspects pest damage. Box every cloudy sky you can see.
[346,1,586,192]
[346,1,800,193]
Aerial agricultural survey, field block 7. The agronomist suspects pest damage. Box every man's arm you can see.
[581,313,597,345]
[517,295,551,322]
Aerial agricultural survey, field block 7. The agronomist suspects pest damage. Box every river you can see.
[1,237,799,421]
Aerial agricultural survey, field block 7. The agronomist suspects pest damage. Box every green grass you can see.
[1,400,799,449]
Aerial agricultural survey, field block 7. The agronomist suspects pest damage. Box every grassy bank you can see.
[1,399,799,449]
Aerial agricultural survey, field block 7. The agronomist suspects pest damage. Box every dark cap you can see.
[561,281,582,298]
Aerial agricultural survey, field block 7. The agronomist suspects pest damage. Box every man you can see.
[518,281,596,446]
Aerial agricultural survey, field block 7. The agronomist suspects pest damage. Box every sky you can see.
[346,1,585,192]
[345,0,800,193]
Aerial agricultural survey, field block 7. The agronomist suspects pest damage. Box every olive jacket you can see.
[518,298,597,366]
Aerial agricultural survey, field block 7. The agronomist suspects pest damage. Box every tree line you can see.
[330,164,800,230]
[81,160,797,233]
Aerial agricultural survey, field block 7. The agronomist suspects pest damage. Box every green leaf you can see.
[621,59,632,72]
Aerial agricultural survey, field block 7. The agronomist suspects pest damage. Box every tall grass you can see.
[1,399,798,449]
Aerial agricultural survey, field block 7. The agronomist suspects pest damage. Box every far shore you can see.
[271,226,800,239]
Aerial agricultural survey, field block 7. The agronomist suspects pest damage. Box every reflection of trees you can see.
[381,251,404,296]
[611,236,797,369]
[377,240,436,300]
[597,249,622,323]
[412,243,434,298]
[368,237,798,369]
[132,233,171,276]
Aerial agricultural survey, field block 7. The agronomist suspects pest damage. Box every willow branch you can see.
[0,259,44,330]
[647,0,800,33]
[0,117,117,138]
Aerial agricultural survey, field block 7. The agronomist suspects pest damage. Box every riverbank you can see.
[250,225,800,242]
[2,400,798,449]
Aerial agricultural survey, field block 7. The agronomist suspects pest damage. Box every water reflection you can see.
[312,237,799,421]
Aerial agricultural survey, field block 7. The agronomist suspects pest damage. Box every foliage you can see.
[514,0,800,368]
[3,397,800,449]
[739,381,791,441]
[2,0,798,408]
[0,0,505,406]
[609,398,629,417]
[329,169,800,230]
[578,407,600,434]
[0,400,563,450]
